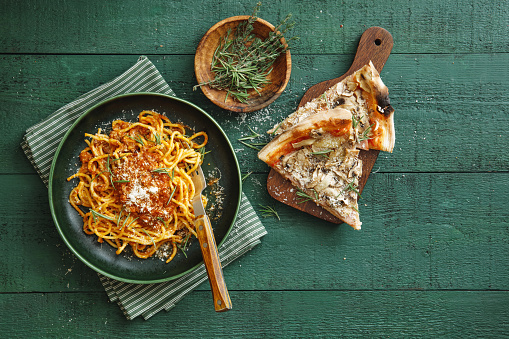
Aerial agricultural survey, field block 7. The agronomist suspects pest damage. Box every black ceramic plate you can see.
[49,93,241,284]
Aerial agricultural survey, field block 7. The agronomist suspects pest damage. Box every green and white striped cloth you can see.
[21,56,267,320]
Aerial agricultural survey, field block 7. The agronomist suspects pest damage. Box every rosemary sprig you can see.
[167,185,177,206]
[242,171,253,182]
[270,119,284,135]
[199,146,210,162]
[176,233,191,258]
[152,168,173,177]
[239,139,261,151]
[351,113,360,129]
[296,188,318,204]
[125,216,139,229]
[90,209,115,222]
[110,155,127,162]
[119,213,131,230]
[116,207,124,226]
[258,205,280,220]
[153,132,162,145]
[238,125,269,150]
[238,126,261,141]
[157,217,168,229]
[359,123,374,142]
[336,181,362,199]
[91,170,107,182]
[127,134,145,146]
[141,229,157,247]
[193,2,297,102]
[310,149,333,159]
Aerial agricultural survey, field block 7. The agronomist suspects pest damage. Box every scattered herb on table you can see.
[238,125,268,150]
[259,204,280,220]
[194,2,298,103]
[242,171,253,182]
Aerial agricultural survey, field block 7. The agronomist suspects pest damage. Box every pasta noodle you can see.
[67,110,208,263]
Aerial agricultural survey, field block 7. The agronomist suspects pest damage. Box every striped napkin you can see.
[21,56,267,320]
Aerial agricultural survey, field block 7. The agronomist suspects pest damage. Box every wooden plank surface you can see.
[1,0,508,336]
[2,53,509,174]
[1,291,508,337]
[1,0,508,54]
[1,172,508,292]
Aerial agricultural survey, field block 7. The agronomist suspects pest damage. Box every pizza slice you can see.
[258,108,363,229]
[268,61,395,153]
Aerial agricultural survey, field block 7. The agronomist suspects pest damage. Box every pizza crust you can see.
[268,61,395,153]
[260,62,396,229]
[259,109,362,229]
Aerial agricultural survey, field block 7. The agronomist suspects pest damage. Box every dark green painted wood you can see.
[1,291,508,337]
[1,172,507,293]
[1,0,508,334]
[1,54,508,174]
[1,0,508,54]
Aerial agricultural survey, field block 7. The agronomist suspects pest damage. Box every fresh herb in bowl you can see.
[194,2,297,104]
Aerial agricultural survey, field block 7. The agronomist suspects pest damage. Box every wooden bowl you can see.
[195,15,292,113]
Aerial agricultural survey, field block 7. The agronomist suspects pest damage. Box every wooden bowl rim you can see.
[194,15,292,113]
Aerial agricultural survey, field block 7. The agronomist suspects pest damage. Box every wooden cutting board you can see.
[266,26,394,223]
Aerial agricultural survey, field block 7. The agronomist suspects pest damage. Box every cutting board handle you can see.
[298,26,393,107]
[347,26,394,77]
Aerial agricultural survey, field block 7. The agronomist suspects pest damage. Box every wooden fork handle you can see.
[195,214,232,312]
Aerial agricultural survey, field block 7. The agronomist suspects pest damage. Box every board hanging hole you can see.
[374,38,382,46]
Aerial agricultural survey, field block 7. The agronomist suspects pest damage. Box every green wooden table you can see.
[1,0,508,336]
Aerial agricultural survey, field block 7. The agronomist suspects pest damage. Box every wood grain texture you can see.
[1,291,508,337]
[2,172,508,293]
[1,0,509,334]
[2,53,508,174]
[195,215,232,312]
[1,0,508,54]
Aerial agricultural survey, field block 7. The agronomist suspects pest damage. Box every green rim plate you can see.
[49,93,241,284]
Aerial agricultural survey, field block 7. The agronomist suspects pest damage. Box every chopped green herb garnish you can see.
[351,113,360,129]
[91,170,108,182]
[152,168,173,176]
[176,233,191,258]
[238,126,261,141]
[153,132,162,145]
[119,213,131,230]
[310,149,333,159]
[116,207,124,226]
[296,188,318,204]
[125,216,139,229]
[90,209,115,222]
[166,186,177,206]
[336,181,362,199]
[199,146,210,161]
[157,217,168,229]
[141,229,157,247]
[270,119,284,135]
[113,180,130,183]
[359,123,374,142]
[110,155,127,162]
[127,135,145,145]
